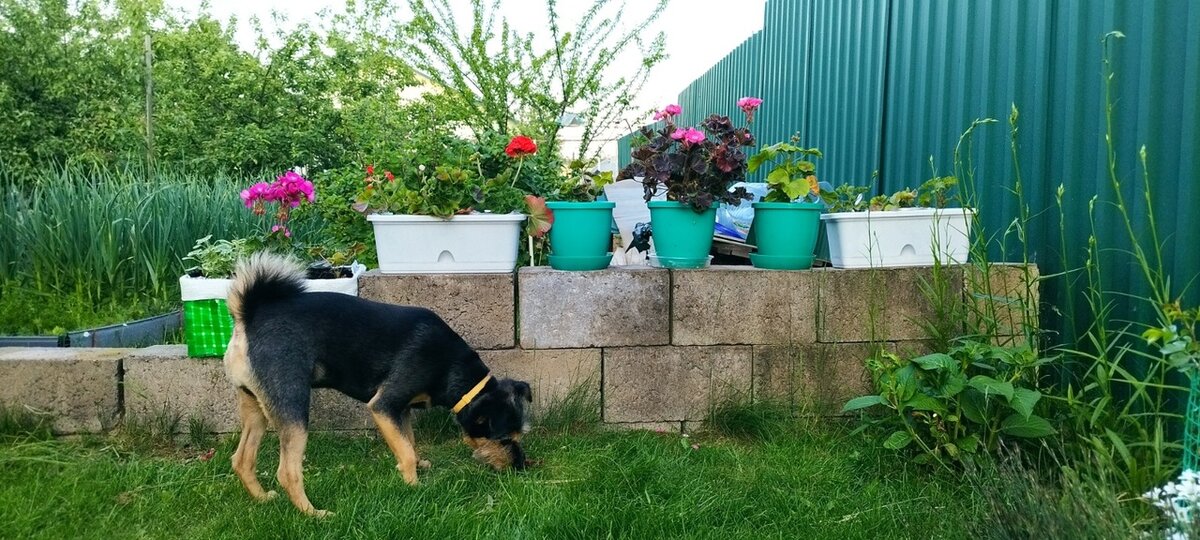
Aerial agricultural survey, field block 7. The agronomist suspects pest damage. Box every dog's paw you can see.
[255,490,278,502]
[308,509,334,519]
[418,459,432,469]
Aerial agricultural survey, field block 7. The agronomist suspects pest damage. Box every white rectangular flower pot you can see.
[367,213,527,274]
[821,208,975,268]
[179,262,367,301]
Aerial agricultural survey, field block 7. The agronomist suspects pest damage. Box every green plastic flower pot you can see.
[546,201,616,270]
[647,200,717,269]
[749,201,822,270]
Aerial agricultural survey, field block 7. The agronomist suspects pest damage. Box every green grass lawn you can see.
[0,412,985,540]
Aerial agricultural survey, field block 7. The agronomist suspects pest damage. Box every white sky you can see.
[169,0,767,160]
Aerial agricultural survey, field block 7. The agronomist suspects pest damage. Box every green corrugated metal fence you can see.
[618,0,1200,340]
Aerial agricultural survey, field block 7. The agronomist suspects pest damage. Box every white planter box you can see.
[179,263,366,301]
[367,213,526,274]
[821,208,974,268]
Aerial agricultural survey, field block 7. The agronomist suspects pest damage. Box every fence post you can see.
[143,32,155,179]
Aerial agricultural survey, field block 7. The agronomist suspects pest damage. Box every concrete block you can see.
[358,270,515,349]
[603,346,752,423]
[518,267,669,349]
[753,343,883,415]
[0,347,125,434]
[479,348,601,415]
[672,266,818,346]
[815,266,964,343]
[122,345,373,432]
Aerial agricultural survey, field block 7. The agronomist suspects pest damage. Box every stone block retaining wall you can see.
[0,264,1034,434]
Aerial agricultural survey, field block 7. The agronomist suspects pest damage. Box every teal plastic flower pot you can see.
[546,201,616,270]
[749,201,822,270]
[647,200,717,269]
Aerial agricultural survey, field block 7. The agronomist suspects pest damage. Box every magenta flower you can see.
[241,170,313,243]
[653,103,683,122]
[737,96,763,123]
[737,97,762,113]
[670,127,706,146]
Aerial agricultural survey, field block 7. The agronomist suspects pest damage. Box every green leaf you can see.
[842,395,886,412]
[902,393,947,415]
[1009,387,1041,420]
[939,373,968,398]
[895,365,918,402]
[960,390,986,424]
[957,434,981,454]
[1000,414,1057,438]
[912,353,957,372]
[968,375,1014,401]
[766,167,791,188]
[747,149,774,172]
[883,431,914,450]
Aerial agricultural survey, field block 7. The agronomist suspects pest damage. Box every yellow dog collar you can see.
[452,373,492,414]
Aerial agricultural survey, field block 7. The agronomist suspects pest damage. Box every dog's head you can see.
[456,378,532,471]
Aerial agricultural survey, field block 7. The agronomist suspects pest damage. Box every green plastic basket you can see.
[1185,376,1200,471]
[182,298,234,358]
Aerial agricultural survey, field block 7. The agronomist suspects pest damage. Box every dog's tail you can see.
[227,251,307,324]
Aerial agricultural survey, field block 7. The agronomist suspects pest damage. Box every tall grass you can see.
[0,164,319,334]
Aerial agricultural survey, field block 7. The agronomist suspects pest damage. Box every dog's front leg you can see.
[399,412,432,470]
[369,400,421,485]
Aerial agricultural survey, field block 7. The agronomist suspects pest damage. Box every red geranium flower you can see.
[505,136,537,158]
[366,164,375,175]
[384,171,395,182]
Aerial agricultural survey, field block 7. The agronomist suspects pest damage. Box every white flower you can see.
[1146,469,1200,537]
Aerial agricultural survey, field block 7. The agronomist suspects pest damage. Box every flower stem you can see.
[511,157,525,188]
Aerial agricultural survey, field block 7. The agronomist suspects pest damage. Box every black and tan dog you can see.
[223,252,531,517]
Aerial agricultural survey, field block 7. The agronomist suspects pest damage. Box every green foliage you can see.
[0,0,419,177]
[1142,301,1200,373]
[548,158,613,203]
[822,169,961,212]
[706,398,798,441]
[0,164,310,334]
[846,340,1056,469]
[1046,32,1190,495]
[0,405,52,442]
[354,155,527,218]
[918,175,959,207]
[182,236,256,279]
[819,183,870,212]
[747,140,823,203]
[968,451,1152,540]
[402,0,667,162]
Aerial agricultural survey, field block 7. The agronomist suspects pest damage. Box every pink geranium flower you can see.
[653,103,683,122]
[671,127,706,146]
[737,96,763,123]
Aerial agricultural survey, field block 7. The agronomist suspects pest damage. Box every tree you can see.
[0,0,421,178]
[401,0,666,161]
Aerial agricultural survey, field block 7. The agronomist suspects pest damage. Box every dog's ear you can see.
[513,381,532,403]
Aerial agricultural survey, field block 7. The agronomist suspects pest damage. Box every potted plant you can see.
[179,171,365,358]
[616,100,757,268]
[820,175,974,268]
[746,137,824,270]
[355,136,534,274]
[542,159,616,271]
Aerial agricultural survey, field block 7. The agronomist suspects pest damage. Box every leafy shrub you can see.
[845,340,1056,468]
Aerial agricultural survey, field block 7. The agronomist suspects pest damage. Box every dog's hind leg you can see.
[231,388,276,502]
[368,396,420,486]
[276,422,329,518]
